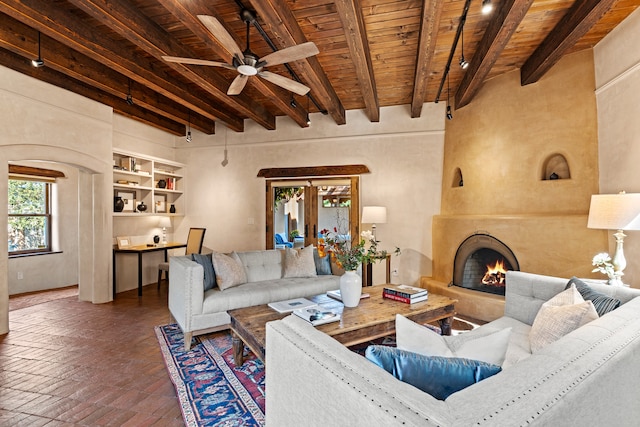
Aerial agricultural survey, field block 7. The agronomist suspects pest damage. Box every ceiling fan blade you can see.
[197,15,244,61]
[260,42,319,67]
[227,74,249,95]
[258,71,310,96]
[161,56,235,70]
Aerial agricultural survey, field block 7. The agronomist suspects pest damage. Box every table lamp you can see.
[361,206,387,240]
[158,216,172,244]
[587,192,640,284]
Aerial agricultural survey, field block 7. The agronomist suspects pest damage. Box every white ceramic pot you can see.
[340,270,362,307]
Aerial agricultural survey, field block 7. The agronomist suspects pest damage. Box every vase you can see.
[169,204,176,213]
[157,179,167,188]
[114,196,124,212]
[137,201,147,212]
[340,270,362,307]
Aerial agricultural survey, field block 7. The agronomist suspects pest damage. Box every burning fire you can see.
[482,259,508,286]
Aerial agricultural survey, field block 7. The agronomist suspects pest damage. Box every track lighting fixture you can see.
[126,79,134,105]
[186,112,192,143]
[446,74,453,120]
[221,132,229,167]
[31,32,44,68]
[290,96,297,108]
[482,0,493,15]
[305,94,311,125]
[459,23,469,70]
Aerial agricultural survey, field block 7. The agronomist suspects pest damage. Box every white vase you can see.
[340,270,362,307]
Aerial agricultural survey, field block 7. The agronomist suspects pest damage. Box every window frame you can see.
[8,177,53,255]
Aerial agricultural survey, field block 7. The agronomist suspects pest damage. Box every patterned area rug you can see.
[155,324,265,427]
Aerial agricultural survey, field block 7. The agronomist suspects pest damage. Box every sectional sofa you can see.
[266,271,640,426]
[169,248,341,350]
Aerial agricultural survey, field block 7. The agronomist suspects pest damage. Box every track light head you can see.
[31,58,44,68]
[186,130,192,143]
[446,105,453,120]
[126,94,134,105]
[482,0,493,15]
[290,98,297,108]
[459,56,469,69]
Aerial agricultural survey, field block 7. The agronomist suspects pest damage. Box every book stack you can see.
[382,284,428,304]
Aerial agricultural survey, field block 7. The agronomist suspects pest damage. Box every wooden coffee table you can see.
[227,284,457,366]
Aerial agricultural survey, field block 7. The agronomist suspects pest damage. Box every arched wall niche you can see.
[542,153,571,180]
[0,144,112,336]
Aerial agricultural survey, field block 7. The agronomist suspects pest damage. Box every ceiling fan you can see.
[162,11,319,96]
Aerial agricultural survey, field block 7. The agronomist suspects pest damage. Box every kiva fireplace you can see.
[452,233,520,296]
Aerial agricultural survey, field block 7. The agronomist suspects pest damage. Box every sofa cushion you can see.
[283,246,317,278]
[529,285,598,352]
[212,251,247,291]
[236,250,283,282]
[566,277,621,316]
[313,248,332,275]
[365,345,502,401]
[191,253,216,291]
[396,314,512,366]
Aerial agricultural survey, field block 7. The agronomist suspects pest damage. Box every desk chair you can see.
[157,227,206,289]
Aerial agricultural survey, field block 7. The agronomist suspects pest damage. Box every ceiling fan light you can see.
[482,0,493,15]
[237,64,258,76]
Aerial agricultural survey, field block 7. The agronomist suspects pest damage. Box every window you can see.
[8,178,52,254]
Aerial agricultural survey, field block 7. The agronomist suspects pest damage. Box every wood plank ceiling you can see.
[0,0,637,136]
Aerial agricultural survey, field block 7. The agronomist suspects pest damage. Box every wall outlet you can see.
[17,271,23,280]
[392,269,399,277]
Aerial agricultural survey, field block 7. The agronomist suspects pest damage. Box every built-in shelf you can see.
[113,149,185,216]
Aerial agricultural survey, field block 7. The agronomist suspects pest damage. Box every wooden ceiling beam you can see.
[156,0,310,128]
[249,0,347,125]
[411,0,445,118]
[66,0,276,130]
[0,48,186,136]
[257,164,370,178]
[0,0,240,132]
[521,0,618,85]
[0,15,215,134]
[455,0,534,109]
[334,0,379,122]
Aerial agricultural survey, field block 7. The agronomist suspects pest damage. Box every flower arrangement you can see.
[318,227,400,271]
[592,252,615,280]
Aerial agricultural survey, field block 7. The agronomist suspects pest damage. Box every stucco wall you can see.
[0,65,113,335]
[174,104,446,287]
[594,7,640,286]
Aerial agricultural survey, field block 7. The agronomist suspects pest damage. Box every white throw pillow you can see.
[212,251,247,291]
[395,314,512,366]
[283,245,317,278]
[529,284,598,353]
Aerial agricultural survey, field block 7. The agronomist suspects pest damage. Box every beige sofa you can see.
[168,249,341,350]
[266,271,640,426]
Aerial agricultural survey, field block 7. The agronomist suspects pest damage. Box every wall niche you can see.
[452,168,464,187]
[541,153,571,180]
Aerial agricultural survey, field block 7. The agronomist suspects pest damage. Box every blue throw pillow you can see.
[192,253,216,291]
[313,247,332,275]
[566,277,621,316]
[365,345,501,400]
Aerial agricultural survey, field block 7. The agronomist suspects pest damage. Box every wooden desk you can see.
[113,242,186,297]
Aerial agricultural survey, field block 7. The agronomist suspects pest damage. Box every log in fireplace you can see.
[452,233,519,296]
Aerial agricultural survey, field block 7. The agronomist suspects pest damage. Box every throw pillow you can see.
[313,247,332,275]
[566,276,621,316]
[395,314,512,366]
[529,285,599,353]
[283,245,317,278]
[191,253,216,291]
[211,251,247,291]
[365,345,502,401]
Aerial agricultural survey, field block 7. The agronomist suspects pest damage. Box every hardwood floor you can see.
[1,284,184,426]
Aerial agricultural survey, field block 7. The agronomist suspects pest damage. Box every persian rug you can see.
[155,324,265,427]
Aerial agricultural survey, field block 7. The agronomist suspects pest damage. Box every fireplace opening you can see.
[452,233,519,296]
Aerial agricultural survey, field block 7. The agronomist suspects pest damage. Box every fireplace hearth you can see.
[453,233,519,296]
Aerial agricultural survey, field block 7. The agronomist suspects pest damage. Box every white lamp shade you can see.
[158,216,172,229]
[361,206,387,224]
[587,193,640,231]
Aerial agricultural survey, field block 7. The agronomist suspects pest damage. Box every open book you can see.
[293,306,341,326]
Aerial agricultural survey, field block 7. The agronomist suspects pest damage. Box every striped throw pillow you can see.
[566,277,621,316]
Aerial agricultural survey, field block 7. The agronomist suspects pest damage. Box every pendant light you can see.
[186,112,192,143]
[446,74,453,120]
[126,79,134,105]
[31,31,44,68]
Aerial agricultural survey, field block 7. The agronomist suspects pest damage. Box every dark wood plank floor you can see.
[1,284,184,426]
